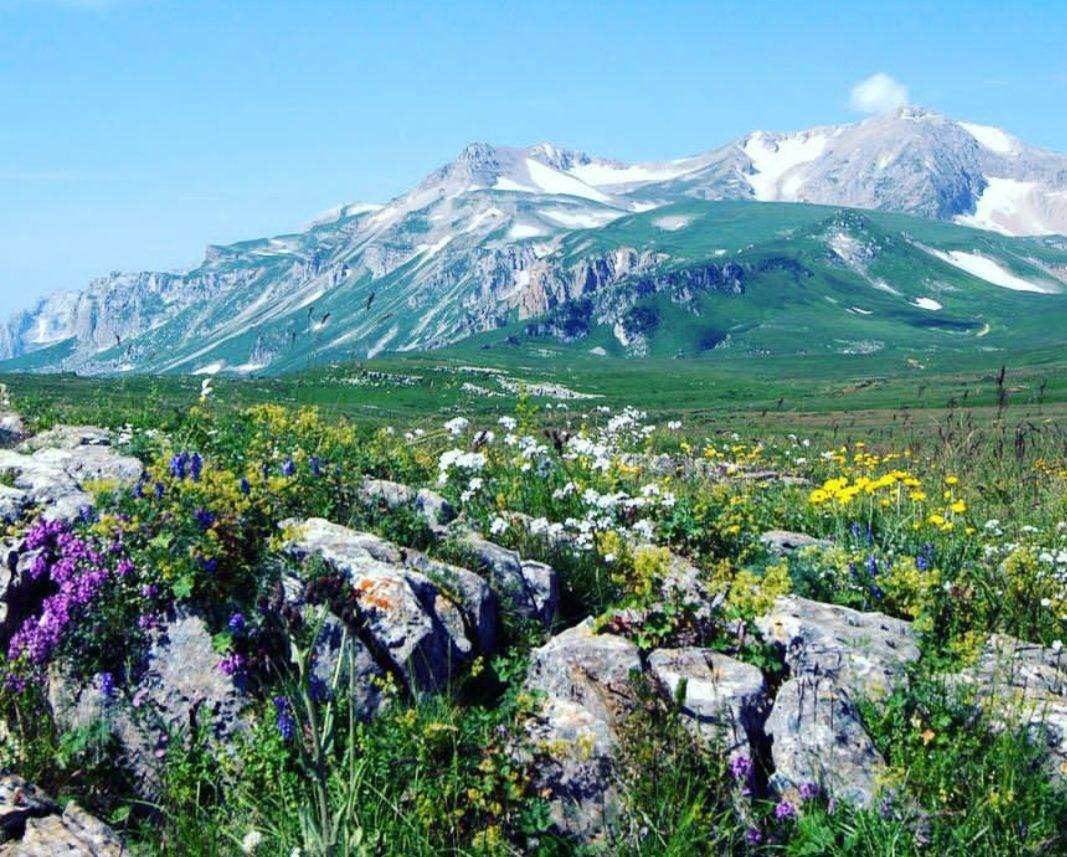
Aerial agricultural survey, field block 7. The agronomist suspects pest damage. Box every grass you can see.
[0,357,1063,855]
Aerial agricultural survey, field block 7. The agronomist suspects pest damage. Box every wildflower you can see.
[310,455,322,477]
[497,415,517,431]
[99,671,116,698]
[240,829,264,854]
[281,456,296,478]
[189,452,204,482]
[273,696,296,740]
[239,477,251,495]
[200,378,214,401]
[194,508,216,530]
[799,781,820,801]
[218,652,246,677]
[169,451,189,480]
[729,754,752,781]
[227,612,247,634]
[444,416,470,436]
[775,798,797,820]
[489,517,508,537]
[745,827,762,845]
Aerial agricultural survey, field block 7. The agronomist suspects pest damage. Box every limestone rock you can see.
[755,595,920,700]
[0,432,143,525]
[523,696,620,842]
[280,517,496,696]
[949,634,1067,780]
[765,676,888,808]
[0,413,25,446]
[647,647,768,758]
[358,478,456,533]
[49,612,251,796]
[5,802,123,856]
[0,777,56,841]
[525,619,642,725]
[16,426,112,453]
[522,620,642,842]
[456,532,560,627]
[759,529,830,553]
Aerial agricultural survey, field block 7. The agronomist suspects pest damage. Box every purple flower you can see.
[308,674,330,703]
[169,452,189,480]
[866,554,879,577]
[99,671,116,698]
[273,695,296,741]
[141,583,159,599]
[154,482,165,501]
[310,456,322,478]
[729,754,753,781]
[189,453,203,482]
[227,612,246,634]
[775,799,797,820]
[116,559,135,577]
[194,508,215,530]
[799,781,820,801]
[78,505,95,524]
[281,456,296,478]
[218,652,246,677]
[133,481,144,499]
[239,477,250,496]
[745,827,763,845]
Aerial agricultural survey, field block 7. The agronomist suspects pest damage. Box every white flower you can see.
[633,519,656,540]
[1052,640,1063,652]
[489,517,508,536]
[1041,598,1052,608]
[200,378,214,401]
[498,416,517,430]
[667,420,682,431]
[241,830,264,854]
[444,417,470,436]
[529,517,550,536]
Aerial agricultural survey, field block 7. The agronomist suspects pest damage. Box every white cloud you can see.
[849,73,909,114]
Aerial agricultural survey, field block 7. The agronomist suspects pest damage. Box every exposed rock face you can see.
[948,634,1067,780]
[764,676,888,808]
[755,596,921,808]
[358,478,457,533]
[759,530,831,554]
[0,777,122,855]
[755,595,920,700]
[0,427,143,524]
[455,532,560,628]
[49,612,251,796]
[523,620,641,840]
[647,647,768,762]
[280,517,497,696]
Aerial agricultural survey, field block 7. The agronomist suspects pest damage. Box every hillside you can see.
[2,108,1067,376]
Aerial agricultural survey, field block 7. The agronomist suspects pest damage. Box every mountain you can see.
[2,107,1067,375]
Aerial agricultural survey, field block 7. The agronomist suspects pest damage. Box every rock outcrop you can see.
[0,776,121,855]
[523,620,641,840]
[948,634,1067,780]
[0,426,142,524]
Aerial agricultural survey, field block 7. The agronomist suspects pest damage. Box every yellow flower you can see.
[950,500,967,514]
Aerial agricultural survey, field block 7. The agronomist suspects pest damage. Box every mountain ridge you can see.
[3,106,1067,376]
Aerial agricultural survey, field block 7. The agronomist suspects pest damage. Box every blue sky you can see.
[1,0,1065,316]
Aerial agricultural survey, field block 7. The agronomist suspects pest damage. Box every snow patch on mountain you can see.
[742,130,831,201]
[923,247,1057,294]
[955,177,1067,236]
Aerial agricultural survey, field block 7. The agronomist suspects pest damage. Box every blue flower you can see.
[195,508,216,530]
[98,671,115,698]
[169,451,189,480]
[155,482,165,501]
[281,456,296,477]
[239,477,251,496]
[227,612,246,635]
[273,696,296,741]
[866,554,879,577]
[190,452,203,482]
[310,456,322,478]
